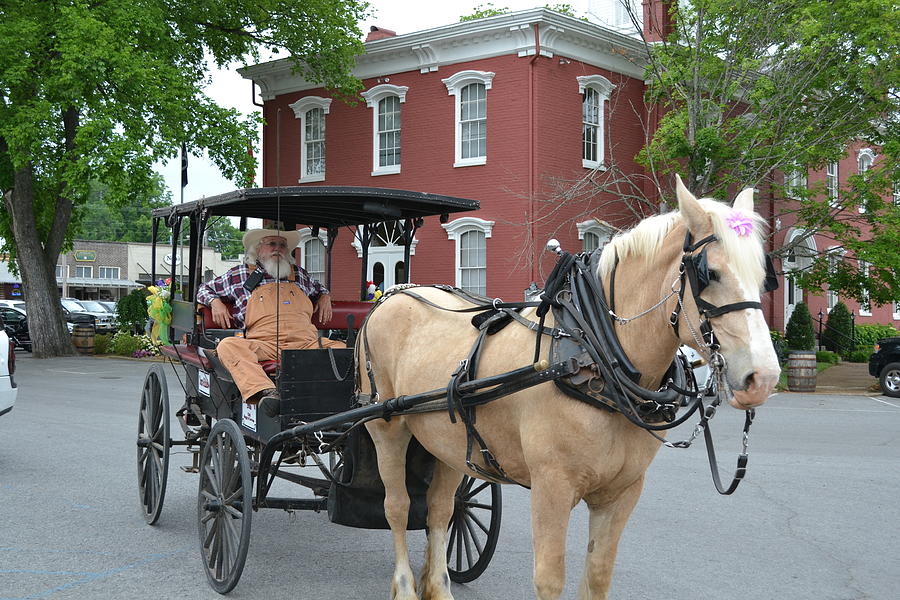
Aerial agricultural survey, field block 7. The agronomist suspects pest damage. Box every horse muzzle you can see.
[729,366,780,409]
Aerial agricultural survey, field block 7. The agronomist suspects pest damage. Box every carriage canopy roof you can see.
[151,186,480,227]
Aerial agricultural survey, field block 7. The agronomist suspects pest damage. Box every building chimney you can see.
[642,0,674,42]
[366,26,397,42]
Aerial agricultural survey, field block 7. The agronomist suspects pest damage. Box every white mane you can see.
[598,198,767,290]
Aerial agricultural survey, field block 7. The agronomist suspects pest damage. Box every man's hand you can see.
[314,294,333,324]
[209,298,233,328]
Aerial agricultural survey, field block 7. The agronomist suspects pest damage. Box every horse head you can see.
[675,175,780,409]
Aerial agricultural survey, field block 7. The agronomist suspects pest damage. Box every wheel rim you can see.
[885,369,900,392]
[137,364,170,525]
[447,475,502,583]
[198,419,253,594]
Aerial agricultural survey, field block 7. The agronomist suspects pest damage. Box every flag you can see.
[180,142,188,188]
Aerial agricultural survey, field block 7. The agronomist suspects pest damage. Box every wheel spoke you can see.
[463,512,485,555]
[465,509,490,535]
[465,480,490,499]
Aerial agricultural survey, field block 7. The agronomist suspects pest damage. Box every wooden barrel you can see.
[787,351,816,392]
[72,324,95,355]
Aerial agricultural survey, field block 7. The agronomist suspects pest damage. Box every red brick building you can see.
[240,8,648,302]
[240,6,896,334]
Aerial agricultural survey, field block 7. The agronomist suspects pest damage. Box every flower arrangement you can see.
[365,280,383,302]
[146,278,174,344]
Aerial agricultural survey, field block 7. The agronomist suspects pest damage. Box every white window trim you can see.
[576,219,616,252]
[297,227,328,282]
[857,149,875,213]
[442,217,494,290]
[350,231,418,258]
[784,165,807,199]
[577,75,615,170]
[361,84,409,176]
[289,96,332,183]
[859,259,872,316]
[56,265,69,278]
[75,265,93,278]
[826,246,845,313]
[892,300,900,321]
[442,70,495,168]
[826,160,839,208]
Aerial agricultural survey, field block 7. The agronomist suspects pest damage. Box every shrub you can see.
[770,330,787,364]
[822,302,854,356]
[847,349,871,363]
[853,324,900,352]
[94,333,112,355]
[111,331,143,356]
[815,350,840,364]
[785,302,816,351]
[117,289,150,335]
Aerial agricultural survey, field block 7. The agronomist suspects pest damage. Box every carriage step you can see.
[256,497,328,512]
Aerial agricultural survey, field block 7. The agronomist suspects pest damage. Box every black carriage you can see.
[137,187,502,593]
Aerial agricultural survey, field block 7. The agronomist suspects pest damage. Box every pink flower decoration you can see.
[726,210,754,237]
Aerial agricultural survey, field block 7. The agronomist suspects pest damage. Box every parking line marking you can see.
[870,396,900,409]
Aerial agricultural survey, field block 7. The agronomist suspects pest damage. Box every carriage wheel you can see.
[197,419,253,594]
[447,475,502,583]
[137,364,170,525]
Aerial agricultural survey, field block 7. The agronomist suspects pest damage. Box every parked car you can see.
[98,300,118,314]
[0,306,31,352]
[75,300,117,333]
[0,300,26,311]
[60,298,96,333]
[868,337,900,397]
[0,324,17,418]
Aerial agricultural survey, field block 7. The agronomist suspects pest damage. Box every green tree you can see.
[0,0,368,357]
[542,0,898,300]
[822,301,854,357]
[459,4,510,21]
[785,302,816,351]
[205,216,244,260]
[76,178,171,243]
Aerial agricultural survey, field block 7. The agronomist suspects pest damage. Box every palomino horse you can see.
[359,176,780,599]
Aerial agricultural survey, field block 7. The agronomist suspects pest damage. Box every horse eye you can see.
[708,270,720,282]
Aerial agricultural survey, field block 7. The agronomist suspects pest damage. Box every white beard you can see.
[260,256,293,280]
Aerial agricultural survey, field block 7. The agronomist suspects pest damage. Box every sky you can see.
[155,0,613,200]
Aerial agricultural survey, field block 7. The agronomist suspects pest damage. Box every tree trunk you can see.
[5,165,76,357]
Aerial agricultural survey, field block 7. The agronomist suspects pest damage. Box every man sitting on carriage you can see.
[197,228,345,407]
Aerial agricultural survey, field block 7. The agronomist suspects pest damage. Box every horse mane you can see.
[598,198,767,289]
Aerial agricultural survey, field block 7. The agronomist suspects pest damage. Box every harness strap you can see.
[703,409,754,495]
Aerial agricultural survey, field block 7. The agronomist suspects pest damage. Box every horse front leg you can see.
[531,474,579,600]
[419,461,463,600]
[577,477,645,600]
[367,419,418,600]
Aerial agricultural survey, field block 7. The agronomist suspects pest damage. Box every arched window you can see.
[442,217,494,295]
[857,148,875,213]
[289,96,332,182]
[443,70,495,168]
[576,220,616,253]
[361,84,409,176]
[577,75,615,170]
[297,227,328,284]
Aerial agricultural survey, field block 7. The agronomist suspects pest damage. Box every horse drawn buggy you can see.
[137,180,781,599]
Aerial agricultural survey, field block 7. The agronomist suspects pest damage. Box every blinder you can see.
[673,232,773,343]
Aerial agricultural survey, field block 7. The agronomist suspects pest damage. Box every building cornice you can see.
[239,8,648,99]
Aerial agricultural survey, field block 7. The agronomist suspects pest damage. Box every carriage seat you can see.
[195,299,373,375]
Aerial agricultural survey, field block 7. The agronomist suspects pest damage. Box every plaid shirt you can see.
[197,262,328,329]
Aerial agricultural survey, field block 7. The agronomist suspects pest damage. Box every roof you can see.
[151,186,480,227]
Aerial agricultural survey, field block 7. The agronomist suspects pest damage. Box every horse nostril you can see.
[743,372,756,390]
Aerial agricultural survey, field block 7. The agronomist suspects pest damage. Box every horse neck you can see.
[605,241,683,387]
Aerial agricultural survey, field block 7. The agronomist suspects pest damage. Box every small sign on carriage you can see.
[241,402,257,432]
[198,369,210,396]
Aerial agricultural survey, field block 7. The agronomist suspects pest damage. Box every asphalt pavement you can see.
[1,354,899,600]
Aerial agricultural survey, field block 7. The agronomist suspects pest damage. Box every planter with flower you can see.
[146,278,175,345]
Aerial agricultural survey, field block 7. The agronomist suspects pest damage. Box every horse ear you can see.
[675,174,706,233]
[733,186,755,213]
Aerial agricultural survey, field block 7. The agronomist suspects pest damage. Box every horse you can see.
[357,176,781,600]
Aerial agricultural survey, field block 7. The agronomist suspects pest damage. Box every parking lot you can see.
[1,354,898,599]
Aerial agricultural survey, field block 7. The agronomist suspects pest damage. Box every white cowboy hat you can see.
[242,228,302,252]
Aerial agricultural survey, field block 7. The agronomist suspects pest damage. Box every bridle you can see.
[670,231,778,356]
